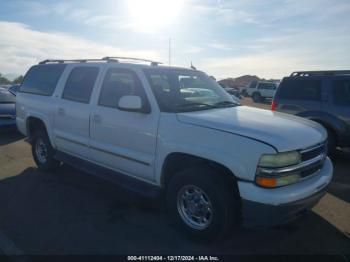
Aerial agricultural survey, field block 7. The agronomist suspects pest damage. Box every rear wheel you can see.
[32,129,60,171]
[166,167,241,242]
[252,92,262,102]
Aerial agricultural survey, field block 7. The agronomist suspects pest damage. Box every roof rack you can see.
[39,59,106,64]
[102,56,162,66]
[39,57,162,66]
[291,70,350,77]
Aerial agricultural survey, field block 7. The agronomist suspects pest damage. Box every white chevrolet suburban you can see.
[16,57,333,241]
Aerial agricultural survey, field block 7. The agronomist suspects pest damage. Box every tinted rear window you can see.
[62,67,99,104]
[333,79,350,106]
[20,64,66,96]
[277,78,321,101]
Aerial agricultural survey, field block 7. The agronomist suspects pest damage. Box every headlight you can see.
[258,151,301,168]
[256,151,301,188]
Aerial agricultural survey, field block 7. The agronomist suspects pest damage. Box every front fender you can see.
[154,114,276,185]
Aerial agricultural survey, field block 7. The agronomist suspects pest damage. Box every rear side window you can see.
[20,64,66,96]
[258,83,277,90]
[277,79,321,101]
[333,79,350,106]
[98,68,146,109]
[62,67,99,104]
[248,81,257,89]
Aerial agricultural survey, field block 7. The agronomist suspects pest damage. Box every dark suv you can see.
[272,70,350,154]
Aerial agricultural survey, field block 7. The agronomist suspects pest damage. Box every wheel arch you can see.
[26,115,55,147]
[161,152,239,191]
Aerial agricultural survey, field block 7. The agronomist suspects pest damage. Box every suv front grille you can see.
[0,115,15,120]
[299,141,327,179]
[301,142,327,161]
[300,164,323,178]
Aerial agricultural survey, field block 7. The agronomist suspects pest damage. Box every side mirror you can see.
[118,95,150,113]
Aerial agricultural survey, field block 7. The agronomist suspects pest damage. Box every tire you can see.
[31,128,60,171]
[252,92,262,103]
[166,167,241,242]
[326,128,336,156]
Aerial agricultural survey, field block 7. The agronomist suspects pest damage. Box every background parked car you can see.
[0,86,16,129]
[272,70,350,154]
[218,83,241,104]
[246,81,278,102]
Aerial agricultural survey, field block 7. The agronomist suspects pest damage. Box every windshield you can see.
[144,69,237,112]
[0,88,15,103]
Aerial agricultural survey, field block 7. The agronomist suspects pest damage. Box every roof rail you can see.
[39,57,162,66]
[102,56,162,66]
[39,59,108,64]
[291,70,350,77]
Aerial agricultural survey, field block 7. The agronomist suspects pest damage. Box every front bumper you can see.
[239,157,333,228]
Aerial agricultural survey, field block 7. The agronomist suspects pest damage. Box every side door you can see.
[257,83,268,97]
[53,65,101,159]
[247,81,257,96]
[323,77,350,145]
[89,66,159,182]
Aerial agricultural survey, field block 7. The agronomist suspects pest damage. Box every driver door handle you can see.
[92,114,102,123]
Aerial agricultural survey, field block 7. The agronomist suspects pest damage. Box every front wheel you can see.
[32,129,60,171]
[166,167,241,241]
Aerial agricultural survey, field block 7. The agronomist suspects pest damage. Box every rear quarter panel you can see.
[16,92,57,146]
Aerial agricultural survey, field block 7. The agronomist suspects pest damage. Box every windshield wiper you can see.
[213,101,238,107]
[176,102,216,112]
[176,101,237,112]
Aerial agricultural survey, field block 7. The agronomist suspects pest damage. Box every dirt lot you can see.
[0,98,349,255]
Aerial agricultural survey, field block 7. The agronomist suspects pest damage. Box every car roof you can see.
[289,70,350,77]
[36,58,197,72]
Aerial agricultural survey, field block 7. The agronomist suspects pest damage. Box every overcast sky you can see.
[0,0,350,79]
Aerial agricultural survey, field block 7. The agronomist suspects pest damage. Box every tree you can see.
[0,73,11,85]
[12,75,24,84]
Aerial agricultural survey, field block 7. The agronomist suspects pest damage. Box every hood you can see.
[0,103,16,116]
[177,106,326,152]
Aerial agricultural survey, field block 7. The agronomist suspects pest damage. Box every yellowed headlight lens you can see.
[259,151,301,168]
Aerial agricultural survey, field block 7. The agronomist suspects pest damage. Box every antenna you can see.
[190,61,197,70]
